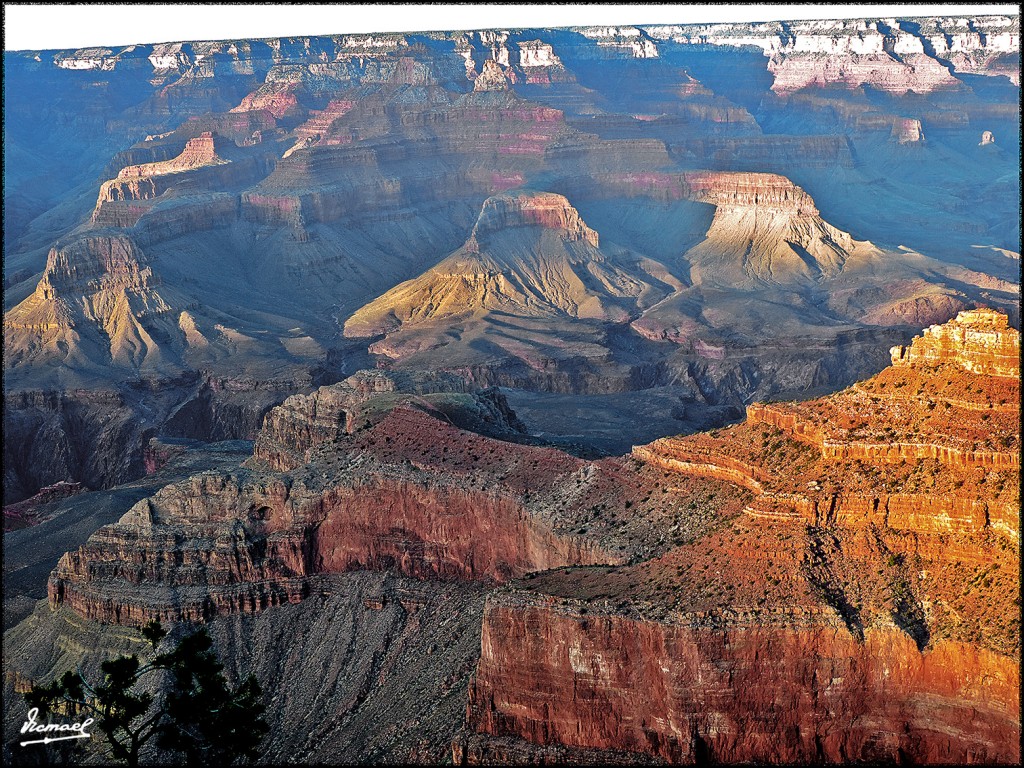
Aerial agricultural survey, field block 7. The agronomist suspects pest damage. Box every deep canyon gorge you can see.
[3,10,1020,765]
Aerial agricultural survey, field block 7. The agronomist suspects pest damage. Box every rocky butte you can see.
[31,311,1020,764]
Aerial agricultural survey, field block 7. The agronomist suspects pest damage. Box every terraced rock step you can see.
[634,310,1019,539]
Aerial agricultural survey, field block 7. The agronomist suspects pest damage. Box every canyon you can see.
[462,309,1020,764]
[4,13,1019,502]
[8,310,1020,764]
[2,10,1020,767]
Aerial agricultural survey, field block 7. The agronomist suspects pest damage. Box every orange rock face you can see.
[637,309,1019,542]
[469,600,1019,764]
[48,407,621,624]
[116,131,223,177]
[48,461,617,625]
[890,307,1020,378]
[465,309,1020,763]
[42,312,1020,763]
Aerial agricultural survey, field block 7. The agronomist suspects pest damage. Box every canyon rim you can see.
[2,4,1020,766]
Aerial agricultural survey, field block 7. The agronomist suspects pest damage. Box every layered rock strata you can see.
[254,369,525,471]
[3,234,187,374]
[636,310,1020,540]
[34,314,1023,765]
[343,190,673,353]
[92,131,276,229]
[890,307,1020,378]
[647,16,1018,92]
[18,16,1016,90]
[466,592,1019,763]
[5,16,1021,764]
[463,312,1019,764]
[48,376,722,625]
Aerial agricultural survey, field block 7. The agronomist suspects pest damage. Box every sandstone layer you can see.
[637,309,1020,539]
[6,13,1019,505]
[4,13,1021,766]
[464,310,1019,763]
[467,597,1018,763]
[48,372,732,625]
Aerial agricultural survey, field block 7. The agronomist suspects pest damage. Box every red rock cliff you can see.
[461,311,1019,763]
[467,596,1019,763]
[48,405,645,625]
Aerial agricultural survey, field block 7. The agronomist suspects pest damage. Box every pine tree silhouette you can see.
[25,620,268,766]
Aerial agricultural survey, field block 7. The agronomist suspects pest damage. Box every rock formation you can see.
[47,373,705,624]
[3,481,83,531]
[92,130,277,229]
[890,117,925,144]
[3,234,188,375]
[342,192,679,372]
[254,369,526,470]
[575,169,881,289]
[6,13,1019,505]
[474,59,510,91]
[343,191,675,361]
[464,309,1020,763]
[3,13,1021,763]
[29,311,1019,764]
[647,16,1018,93]
[889,307,1020,377]
[682,172,871,286]
[637,309,1019,534]
[466,594,1018,763]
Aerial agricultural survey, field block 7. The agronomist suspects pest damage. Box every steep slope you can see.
[90,131,275,230]
[2,14,1020,766]
[343,190,678,364]
[5,17,1018,507]
[464,308,1020,763]
[636,308,1020,536]
[3,233,189,377]
[6,573,489,764]
[9,311,1018,766]
[618,170,1014,346]
[647,16,1018,92]
[1,229,322,388]
[253,369,527,471]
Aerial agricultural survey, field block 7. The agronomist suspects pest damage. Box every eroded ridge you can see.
[466,311,1020,765]
[47,371,722,625]
[635,309,1020,540]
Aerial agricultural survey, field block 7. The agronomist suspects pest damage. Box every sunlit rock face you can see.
[889,307,1020,378]
[46,375,633,624]
[5,14,1019,503]
[3,12,1020,765]
[342,191,657,348]
[466,310,1020,763]
[647,16,1020,91]
[40,312,1020,765]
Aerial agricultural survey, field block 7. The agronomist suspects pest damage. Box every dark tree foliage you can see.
[25,620,268,766]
